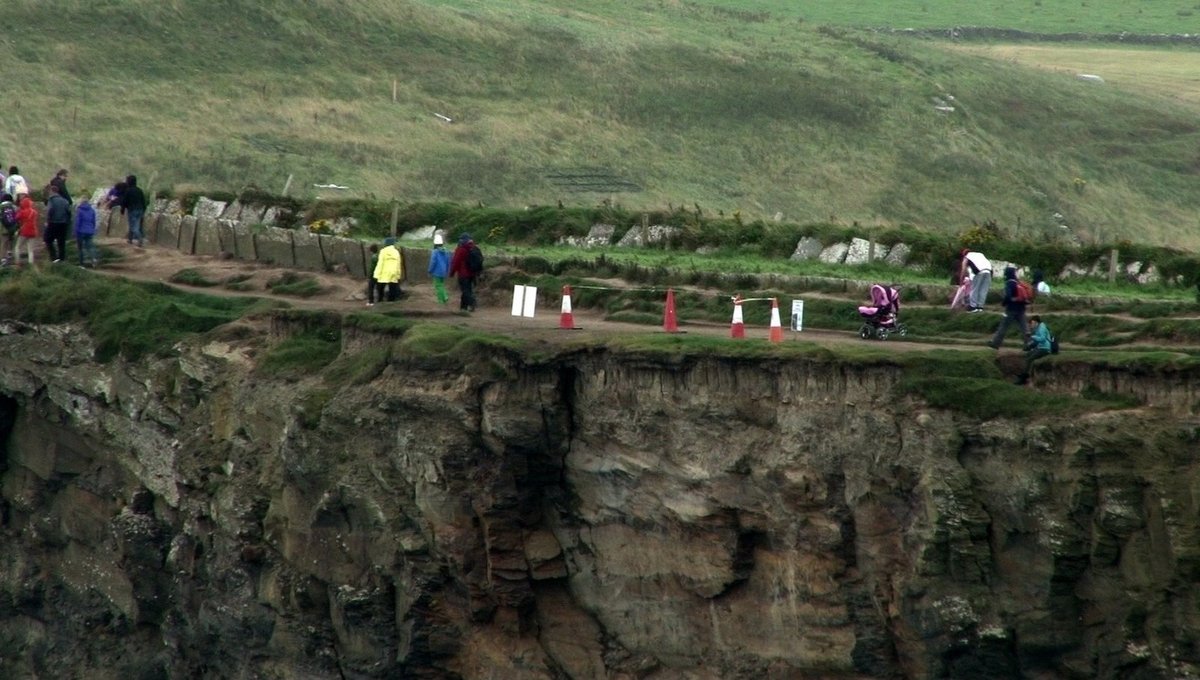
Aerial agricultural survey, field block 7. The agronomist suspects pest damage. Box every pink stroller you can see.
[858,284,908,340]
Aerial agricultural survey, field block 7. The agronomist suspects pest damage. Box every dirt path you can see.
[91,236,984,354]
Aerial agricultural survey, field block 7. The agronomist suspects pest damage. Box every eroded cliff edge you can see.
[0,319,1197,679]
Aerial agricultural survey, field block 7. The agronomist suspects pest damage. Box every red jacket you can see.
[449,241,477,279]
[16,197,37,238]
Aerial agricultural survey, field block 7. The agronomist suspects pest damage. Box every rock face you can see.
[0,320,1198,679]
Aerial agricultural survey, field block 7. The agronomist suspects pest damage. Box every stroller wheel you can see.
[877,328,890,341]
[859,324,872,340]
[897,324,908,337]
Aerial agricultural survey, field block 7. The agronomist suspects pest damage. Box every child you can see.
[14,196,38,266]
[1016,315,1053,385]
[428,232,450,305]
[74,197,98,267]
[366,244,379,306]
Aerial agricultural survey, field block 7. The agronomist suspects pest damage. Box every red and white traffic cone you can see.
[560,285,579,329]
[730,295,745,339]
[768,298,783,343]
[663,288,679,333]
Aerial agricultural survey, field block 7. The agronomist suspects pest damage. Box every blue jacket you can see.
[428,247,450,277]
[74,202,97,236]
[1030,322,1052,351]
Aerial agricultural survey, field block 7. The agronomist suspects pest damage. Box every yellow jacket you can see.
[373,244,403,283]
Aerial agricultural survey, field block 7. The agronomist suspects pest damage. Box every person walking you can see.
[43,184,71,262]
[0,193,16,265]
[988,266,1029,349]
[372,237,404,303]
[14,196,39,267]
[74,197,98,267]
[449,233,482,312]
[120,174,147,247]
[4,166,29,200]
[1016,315,1053,385]
[49,168,72,205]
[428,232,450,305]
[959,249,992,312]
[365,244,380,306]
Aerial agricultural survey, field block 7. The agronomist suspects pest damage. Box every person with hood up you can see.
[372,237,404,303]
[120,174,147,247]
[449,232,481,312]
[44,184,71,262]
[987,265,1029,349]
[74,197,98,267]
[427,232,450,305]
[14,196,39,267]
[49,168,72,205]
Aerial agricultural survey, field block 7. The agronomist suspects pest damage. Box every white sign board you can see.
[790,300,804,332]
[511,285,538,318]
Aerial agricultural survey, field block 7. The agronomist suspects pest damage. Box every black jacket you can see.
[46,194,71,225]
[121,185,147,213]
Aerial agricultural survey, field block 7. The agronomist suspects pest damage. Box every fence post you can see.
[281,174,294,197]
[640,213,649,246]
[1108,248,1118,284]
[390,202,400,238]
[868,226,876,264]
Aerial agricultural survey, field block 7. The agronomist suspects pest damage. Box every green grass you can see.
[5,1,1200,247]
[0,266,262,361]
[266,272,325,298]
[258,328,342,378]
[682,0,1200,34]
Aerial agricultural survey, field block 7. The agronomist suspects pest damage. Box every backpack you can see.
[1050,334,1059,355]
[0,203,15,231]
[1014,280,1034,303]
[467,245,484,274]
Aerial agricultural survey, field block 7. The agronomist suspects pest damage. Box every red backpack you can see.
[1014,280,1034,303]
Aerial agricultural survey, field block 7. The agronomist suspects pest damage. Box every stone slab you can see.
[254,226,294,267]
[400,225,437,242]
[321,236,366,279]
[818,242,849,264]
[179,216,201,255]
[884,243,911,267]
[616,224,679,247]
[291,229,325,271]
[193,197,227,220]
[154,214,181,249]
[192,217,220,256]
[403,247,431,284]
[790,237,823,261]
[232,223,257,261]
[220,201,244,220]
[216,220,238,256]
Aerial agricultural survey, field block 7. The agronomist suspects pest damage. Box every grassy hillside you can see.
[3,1,1200,245]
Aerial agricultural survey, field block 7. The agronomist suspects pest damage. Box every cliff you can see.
[0,317,1197,679]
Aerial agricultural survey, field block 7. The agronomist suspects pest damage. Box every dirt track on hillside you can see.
[90,236,1004,354]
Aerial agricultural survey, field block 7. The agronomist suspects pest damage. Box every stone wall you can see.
[96,201,432,284]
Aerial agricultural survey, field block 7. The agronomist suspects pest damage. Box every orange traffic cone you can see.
[768,298,783,343]
[559,285,579,330]
[730,295,745,339]
[663,288,679,333]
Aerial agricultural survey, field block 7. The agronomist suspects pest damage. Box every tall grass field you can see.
[2,1,1200,245]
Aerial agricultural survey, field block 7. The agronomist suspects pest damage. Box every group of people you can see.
[0,166,147,268]
[955,248,1054,385]
[367,231,483,312]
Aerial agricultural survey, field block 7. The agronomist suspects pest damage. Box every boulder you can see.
[584,224,615,247]
[884,243,911,267]
[400,225,437,242]
[616,224,679,247]
[260,206,281,227]
[219,201,243,221]
[790,237,823,261]
[193,197,226,220]
[818,242,849,264]
[1059,263,1089,279]
[331,217,357,236]
[844,238,889,265]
